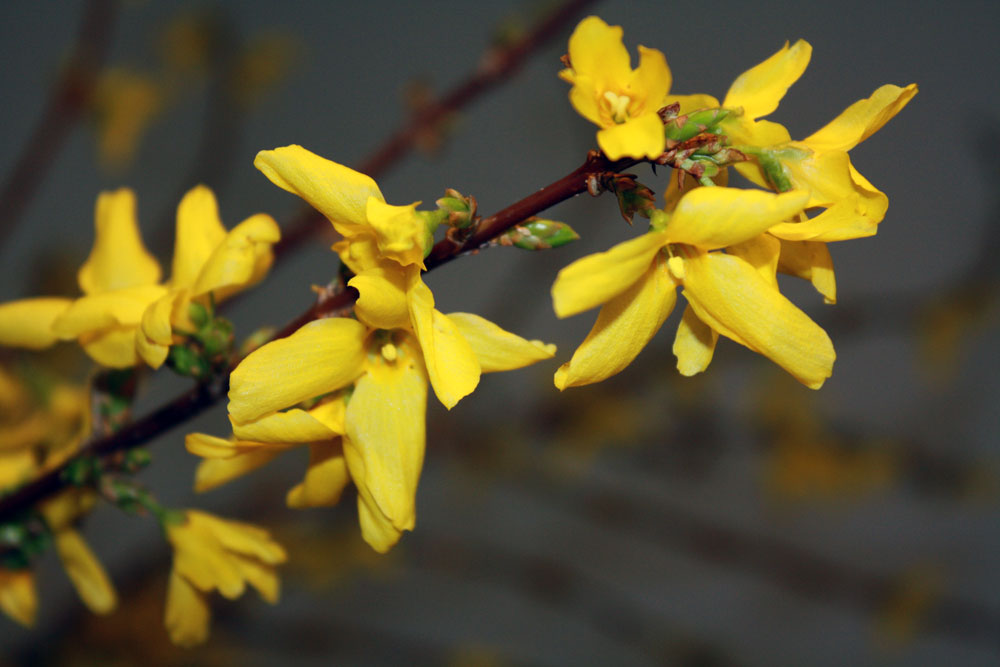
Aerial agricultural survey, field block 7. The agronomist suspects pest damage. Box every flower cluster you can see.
[555,17,916,389]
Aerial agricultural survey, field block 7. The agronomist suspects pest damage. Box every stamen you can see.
[380,342,398,362]
[602,91,631,124]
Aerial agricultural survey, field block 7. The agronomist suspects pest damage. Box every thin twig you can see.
[0,0,117,250]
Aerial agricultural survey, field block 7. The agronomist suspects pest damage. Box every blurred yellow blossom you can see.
[164,509,286,647]
[92,68,164,169]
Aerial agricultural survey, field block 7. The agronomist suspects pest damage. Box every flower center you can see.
[602,91,631,124]
[380,342,398,363]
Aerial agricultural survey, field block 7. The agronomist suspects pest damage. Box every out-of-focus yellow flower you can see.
[0,568,36,627]
[230,33,298,107]
[211,146,555,552]
[552,186,836,389]
[0,187,278,369]
[164,510,286,647]
[559,16,671,160]
[92,68,164,169]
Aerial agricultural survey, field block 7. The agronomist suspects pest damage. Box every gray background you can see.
[2,1,999,664]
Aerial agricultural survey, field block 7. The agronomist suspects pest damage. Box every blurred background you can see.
[1,0,998,664]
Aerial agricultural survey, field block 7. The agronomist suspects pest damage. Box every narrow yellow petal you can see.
[673,304,718,376]
[803,83,918,153]
[631,45,672,112]
[188,511,287,564]
[230,553,280,603]
[230,407,341,443]
[597,112,666,160]
[228,317,367,423]
[344,356,427,542]
[349,267,412,331]
[767,198,878,242]
[52,285,169,338]
[555,254,676,389]
[0,569,37,627]
[726,233,781,288]
[185,432,245,459]
[407,277,479,409]
[355,488,404,554]
[194,449,282,492]
[165,570,210,647]
[552,231,667,318]
[54,528,117,614]
[567,77,603,126]
[254,145,384,238]
[80,327,140,368]
[723,40,812,120]
[0,298,72,349]
[566,17,631,90]
[136,289,182,369]
[286,441,350,508]
[665,187,809,249]
[682,251,835,388]
[665,93,721,115]
[446,312,555,373]
[170,185,227,289]
[365,197,427,268]
[191,213,280,299]
[79,188,161,295]
[777,239,837,304]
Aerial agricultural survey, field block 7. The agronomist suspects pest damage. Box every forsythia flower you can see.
[560,16,671,160]
[0,186,279,368]
[92,68,164,169]
[668,41,916,299]
[164,510,286,647]
[552,186,837,389]
[210,145,555,552]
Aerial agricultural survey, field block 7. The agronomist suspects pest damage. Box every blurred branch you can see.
[0,0,117,250]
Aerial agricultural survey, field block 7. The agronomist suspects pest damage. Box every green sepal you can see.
[61,456,102,486]
[435,188,478,229]
[663,107,732,144]
[187,301,210,328]
[416,209,448,258]
[500,218,580,250]
[167,344,211,379]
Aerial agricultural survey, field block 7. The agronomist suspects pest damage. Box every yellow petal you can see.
[446,312,555,373]
[665,187,809,249]
[0,298,72,349]
[551,230,667,318]
[80,326,140,368]
[355,488,403,554]
[185,432,247,459]
[343,354,427,547]
[52,285,169,338]
[597,112,666,160]
[136,289,183,369]
[165,570,210,647]
[803,84,918,153]
[665,93,720,115]
[194,449,282,492]
[555,254,676,389]
[565,17,631,90]
[79,188,161,295]
[0,569,36,627]
[188,510,286,564]
[191,213,281,299]
[726,233,781,288]
[170,185,227,289]
[254,145,384,238]
[230,407,341,443]
[673,304,718,376]
[777,239,837,304]
[286,441,350,508]
[630,45,672,113]
[349,267,412,331]
[332,236,383,275]
[722,40,811,120]
[54,528,117,614]
[682,251,835,388]
[767,198,878,242]
[567,76,603,126]
[228,317,367,423]
[407,277,479,409]
[365,197,427,268]
[230,553,280,603]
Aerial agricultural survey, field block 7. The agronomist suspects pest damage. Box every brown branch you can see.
[272,0,599,260]
[0,0,117,250]
[0,150,637,522]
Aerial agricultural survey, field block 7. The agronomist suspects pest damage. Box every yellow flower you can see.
[559,16,672,160]
[164,509,286,647]
[92,68,163,169]
[0,568,36,627]
[552,186,836,389]
[0,187,279,369]
[220,146,556,552]
[670,41,917,241]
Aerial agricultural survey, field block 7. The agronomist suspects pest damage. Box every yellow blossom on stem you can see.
[559,16,672,160]
[216,145,556,552]
[0,187,279,369]
[551,186,836,389]
[164,509,286,647]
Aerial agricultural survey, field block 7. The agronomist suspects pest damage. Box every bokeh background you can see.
[2,0,999,664]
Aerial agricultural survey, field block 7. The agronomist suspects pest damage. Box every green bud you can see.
[663,108,732,144]
[416,209,448,257]
[61,456,101,486]
[435,188,478,229]
[188,301,210,328]
[122,449,152,473]
[649,209,670,232]
[198,317,234,358]
[499,218,580,250]
[168,344,211,379]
